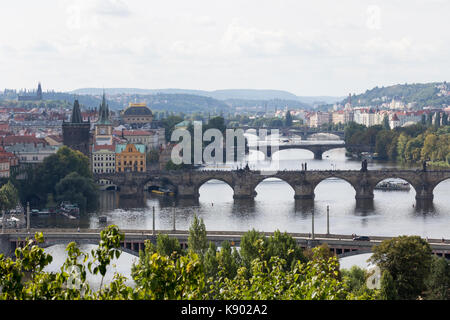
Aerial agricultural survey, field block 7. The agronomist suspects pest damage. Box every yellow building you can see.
[115,143,146,172]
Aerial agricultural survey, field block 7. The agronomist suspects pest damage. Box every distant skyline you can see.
[0,0,449,96]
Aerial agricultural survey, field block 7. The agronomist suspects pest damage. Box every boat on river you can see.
[58,201,80,217]
[151,188,175,196]
[375,180,410,191]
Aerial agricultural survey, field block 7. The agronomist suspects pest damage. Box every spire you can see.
[97,91,111,124]
[71,99,83,123]
[35,82,42,100]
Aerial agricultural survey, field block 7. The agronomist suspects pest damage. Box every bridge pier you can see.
[354,177,374,200]
[118,184,144,198]
[294,183,315,200]
[233,184,257,200]
[177,185,199,199]
[415,185,434,202]
[313,150,323,160]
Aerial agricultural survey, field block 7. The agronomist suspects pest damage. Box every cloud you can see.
[65,0,131,31]
[361,37,437,63]
[93,0,131,17]
[219,19,340,59]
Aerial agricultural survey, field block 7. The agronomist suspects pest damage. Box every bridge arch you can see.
[196,178,235,199]
[143,176,178,194]
[267,144,346,160]
[313,176,358,199]
[252,176,296,199]
[307,132,342,141]
[270,148,314,161]
[431,177,450,199]
[96,178,119,191]
[371,175,419,197]
[40,241,141,257]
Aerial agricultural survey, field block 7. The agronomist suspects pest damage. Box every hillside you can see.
[345,82,450,108]
[70,88,343,105]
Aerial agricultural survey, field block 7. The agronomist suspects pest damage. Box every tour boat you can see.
[374,181,410,191]
[58,201,80,216]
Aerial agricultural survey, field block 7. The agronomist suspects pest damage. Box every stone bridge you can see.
[258,143,346,159]
[94,169,450,202]
[241,127,345,140]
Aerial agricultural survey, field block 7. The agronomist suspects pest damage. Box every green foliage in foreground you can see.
[0,223,447,300]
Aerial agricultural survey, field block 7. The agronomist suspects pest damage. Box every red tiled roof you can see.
[93,144,115,152]
[1,135,47,145]
[47,135,63,142]
[113,130,153,136]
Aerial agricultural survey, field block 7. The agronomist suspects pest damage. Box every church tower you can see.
[62,99,91,157]
[37,82,42,100]
[94,92,113,144]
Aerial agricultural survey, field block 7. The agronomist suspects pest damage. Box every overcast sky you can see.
[0,0,449,96]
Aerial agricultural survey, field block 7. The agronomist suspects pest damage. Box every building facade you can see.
[114,129,158,150]
[62,99,91,157]
[121,103,153,125]
[92,145,116,174]
[18,83,43,101]
[309,112,331,127]
[115,143,146,172]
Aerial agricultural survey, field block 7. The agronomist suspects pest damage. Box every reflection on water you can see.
[339,253,374,270]
[43,244,137,290]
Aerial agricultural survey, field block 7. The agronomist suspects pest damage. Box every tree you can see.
[239,229,267,269]
[424,256,450,300]
[147,148,160,164]
[205,116,226,133]
[285,110,293,127]
[434,112,441,128]
[212,246,353,300]
[421,114,427,126]
[375,130,398,160]
[25,146,93,207]
[341,265,373,297]
[426,113,433,127]
[442,113,448,126]
[216,241,239,279]
[382,115,390,130]
[203,242,218,279]
[265,230,306,270]
[379,270,398,300]
[156,234,182,257]
[187,215,208,258]
[369,235,432,299]
[54,172,99,211]
[0,181,19,232]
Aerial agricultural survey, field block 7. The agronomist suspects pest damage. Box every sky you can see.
[0,0,449,96]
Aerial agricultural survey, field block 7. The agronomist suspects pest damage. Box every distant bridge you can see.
[240,126,345,139]
[256,142,346,159]
[2,229,449,260]
[94,169,450,203]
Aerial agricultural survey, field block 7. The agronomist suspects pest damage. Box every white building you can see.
[92,144,116,174]
[309,112,330,127]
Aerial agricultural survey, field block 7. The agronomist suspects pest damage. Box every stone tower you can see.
[95,92,113,137]
[37,82,42,100]
[62,99,91,157]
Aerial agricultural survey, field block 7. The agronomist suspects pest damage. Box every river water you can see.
[38,134,449,277]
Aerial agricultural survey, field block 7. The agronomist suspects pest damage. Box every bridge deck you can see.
[5,228,450,251]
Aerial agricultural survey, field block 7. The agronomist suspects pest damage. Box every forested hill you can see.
[345,82,450,108]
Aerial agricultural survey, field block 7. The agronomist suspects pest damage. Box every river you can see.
[38,135,449,277]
